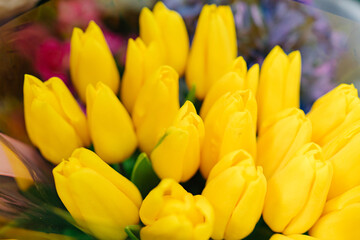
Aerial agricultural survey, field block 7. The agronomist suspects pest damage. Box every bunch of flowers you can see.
[1,1,359,240]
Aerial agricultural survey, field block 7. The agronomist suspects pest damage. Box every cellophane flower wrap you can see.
[0,1,359,240]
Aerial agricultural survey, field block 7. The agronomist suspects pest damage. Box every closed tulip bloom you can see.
[121,38,163,113]
[140,178,214,240]
[263,143,333,235]
[86,82,137,163]
[70,21,120,102]
[257,46,301,130]
[200,56,259,119]
[186,4,237,99]
[202,150,266,239]
[257,108,312,179]
[133,66,180,155]
[23,75,90,164]
[151,101,204,182]
[322,122,360,199]
[270,234,320,240]
[200,90,257,178]
[139,2,188,76]
[53,148,142,240]
[307,84,360,146]
[309,185,360,240]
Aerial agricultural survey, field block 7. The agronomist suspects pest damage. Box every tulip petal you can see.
[68,169,139,240]
[71,148,142,208]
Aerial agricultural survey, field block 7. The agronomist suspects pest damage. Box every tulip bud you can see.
[121,38,163,113]
[132,66,180,155]
[151,101,204,182]
[200,56,259,119]
[53,148,142,240]
[309,185,360,240]
[139,178,214,240]
[23,75,90,164]
[270,234,320,240]
[70,21,120,102]
[257,46,301,129]
[307,84,360,146]
[257,108,312,179]
[186,4,237,99]
[202,150,266,239]
[200,90,257,178]
[86,82,137,163]
[322,122,360,199]
[263,143,333,234]
[139,2,189,75]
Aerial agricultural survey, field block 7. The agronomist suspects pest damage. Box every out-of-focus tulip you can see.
[322,122,360,199]
[186,4,237,99]
[200,90,257,178]
[307,84,360,146]
[0,141,33,191]
[139,178,214,240]
[132,66,180,155]
[151,101,204,182]
[257,108,312,179]
[121,37,163,113]
[263,143,333,234]
[202,150,266,239]
[270,234,320,240]
[139,2,189,75]
[200,56,259,119]
[257,46,301,130]
[309,185,360,240]
[86,82,137,163]
[53,148,142,240]
[70,21,119,102]
[23,75,90,164]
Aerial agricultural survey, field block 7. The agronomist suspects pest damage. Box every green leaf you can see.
[131,153,160,198]
[122,150,141,179]
[125,225,141,240]
[184,85,196,104]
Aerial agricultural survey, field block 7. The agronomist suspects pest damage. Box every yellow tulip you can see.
[139,178,214,240]
[151,101,204,182]
[257,108,312,179]
[186,4,237,99]
[200,56,259,119]
[132,65,180,155]
[200,90,257,178]
[139,2,189,75]
[307,84,360,146]
[70,21,120,102]
[23,75,90,164]
[263,143,333,235]
[309,185,360,240]
[86,82,137,163]
[257,46,301,130]
[121,37,163,113]
[53,148,142,240]
[0,141,33,191]
[322,121,360,199]
[202,150,266,239]
[270,234,320,240]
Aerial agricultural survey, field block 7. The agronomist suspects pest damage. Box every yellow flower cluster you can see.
[23,2,360,240]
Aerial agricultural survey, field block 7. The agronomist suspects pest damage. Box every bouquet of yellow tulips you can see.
[1,2,359,240]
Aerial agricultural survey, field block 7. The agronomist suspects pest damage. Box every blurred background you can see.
[1,0,360,143]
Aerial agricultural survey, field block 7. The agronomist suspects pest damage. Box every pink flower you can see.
[34,38,70,86]
[57,0,100,35]
[12,24,50,60]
